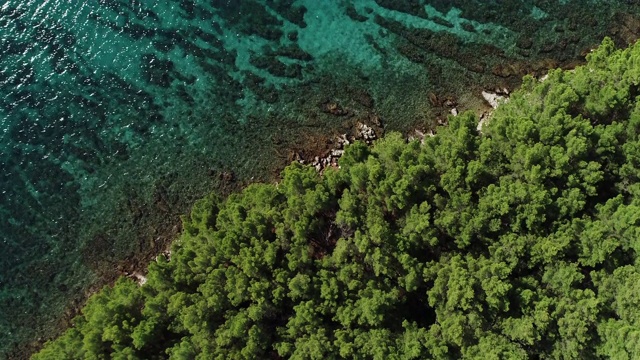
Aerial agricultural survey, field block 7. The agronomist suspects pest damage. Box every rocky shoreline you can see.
[297,121,380,173]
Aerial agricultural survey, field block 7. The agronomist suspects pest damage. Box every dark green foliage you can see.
[34,38,640,359]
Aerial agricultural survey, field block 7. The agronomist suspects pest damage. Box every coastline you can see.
[32,37,640,356]
[18,85,497,359]
[6,2,640,358]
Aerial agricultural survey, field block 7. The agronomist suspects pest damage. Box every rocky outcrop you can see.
[298,122,379,173]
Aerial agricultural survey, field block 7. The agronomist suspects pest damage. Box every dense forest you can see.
[34,37,640,359]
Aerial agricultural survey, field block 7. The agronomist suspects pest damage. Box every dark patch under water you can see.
[1,0,640,357]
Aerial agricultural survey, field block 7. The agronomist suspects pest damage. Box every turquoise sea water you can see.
[1,0,639,357]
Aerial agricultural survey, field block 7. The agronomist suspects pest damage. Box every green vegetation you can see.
[34,37,640,359]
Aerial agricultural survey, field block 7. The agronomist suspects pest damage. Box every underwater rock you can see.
[611,13,640,45]
[517,35,534,50]
[346,5,368,22]
[320,100,349,116]
[141,53,175,88]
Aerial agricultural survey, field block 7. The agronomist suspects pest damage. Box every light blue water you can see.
[1,0,637,357]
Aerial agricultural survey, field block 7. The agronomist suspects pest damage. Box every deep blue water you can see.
[1,0,639,357]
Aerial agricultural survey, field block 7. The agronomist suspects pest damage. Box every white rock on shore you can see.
[128,271,147,286]
[304,122,379,173]
[478,89,511,132]
[481,90,507,109]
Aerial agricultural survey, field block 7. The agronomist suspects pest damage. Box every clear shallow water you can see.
[1,0,638,357]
